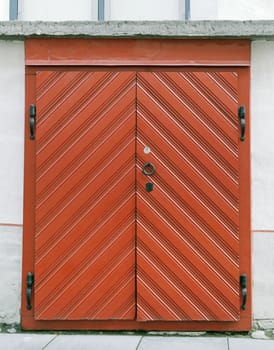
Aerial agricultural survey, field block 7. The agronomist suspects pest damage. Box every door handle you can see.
[238,106,246,142]
[26,272,34,310]
[142,162,156,176]
[29,104,36,140]
[240,274,247,310]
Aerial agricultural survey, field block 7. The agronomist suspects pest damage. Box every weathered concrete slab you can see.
[229,337,274,350]
[1,20,274,39]
[46,335,142,350]
[0,334,56,350]
[138,336,228,350]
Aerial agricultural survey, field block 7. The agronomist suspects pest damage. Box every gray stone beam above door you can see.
[1,20,274,39]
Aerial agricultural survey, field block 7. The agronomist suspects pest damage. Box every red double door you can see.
[23,68,250,330]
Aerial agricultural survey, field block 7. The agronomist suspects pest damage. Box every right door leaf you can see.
[136,71,240,321]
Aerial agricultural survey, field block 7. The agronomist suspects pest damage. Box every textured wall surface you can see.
[3,0,274,21]
[192,0,274,20]
[0,41,24,324]
[218,0,274,20]
[251,41,274,230]
[0,0,9,20]
[0,226,22,324]
[253,233,274,319]
[2,21,274,39]
[251,41,274,322]
[19,0,95,21]
[0,41,24,225]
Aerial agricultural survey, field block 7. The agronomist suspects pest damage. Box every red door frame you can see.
[22,39,251,331]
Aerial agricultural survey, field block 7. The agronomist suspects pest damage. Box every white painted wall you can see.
[107,0,182,20]
[191,0,274,20]
[251,41,274,230]
[0,226,22,324]
[190,0,218,20]
[0,0,9,20]
[251,40,274,321]
[0,41,24,225]
[4,0,274,21]
[0,40,24,324]
[253,232,274,320]
[19,0,96,21]
[218,0,274,20]
[17,0,184,21]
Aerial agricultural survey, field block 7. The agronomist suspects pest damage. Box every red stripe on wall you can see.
[0,223,23,227]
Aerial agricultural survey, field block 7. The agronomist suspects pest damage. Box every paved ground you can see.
[0,334,274,350]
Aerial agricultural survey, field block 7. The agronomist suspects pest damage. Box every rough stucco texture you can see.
[0,226,22,324]
[2,21,274,39]
[253,232,274,319]
[0,40,24,224]
[251,41,274,230]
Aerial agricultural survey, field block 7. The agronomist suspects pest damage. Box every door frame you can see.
[22,38,251,331]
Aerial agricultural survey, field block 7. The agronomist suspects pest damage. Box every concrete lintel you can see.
[0,20,274,39]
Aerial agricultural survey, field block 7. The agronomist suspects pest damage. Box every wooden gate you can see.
[22,39,251,331]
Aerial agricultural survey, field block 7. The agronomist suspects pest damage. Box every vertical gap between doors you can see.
[134,71,138,320]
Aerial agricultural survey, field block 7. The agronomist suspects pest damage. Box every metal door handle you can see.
[29,104,36,140]
[238,106,246,142]
[142,162,156,176]
[240,274,247,310]
[26,272,34,310]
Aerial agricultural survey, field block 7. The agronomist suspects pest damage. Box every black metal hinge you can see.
[240,274,247,310]
[26,272,34,310]
[29,104,36,140]
[238,105,246,142]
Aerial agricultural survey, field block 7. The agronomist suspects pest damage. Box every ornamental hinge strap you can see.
[29,104,36,140]
[240,274,247,310]
[26,272,34,310]
[238,105,246,142]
